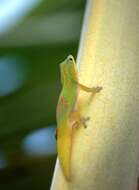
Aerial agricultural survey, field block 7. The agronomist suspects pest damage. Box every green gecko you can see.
[56,55,102,181]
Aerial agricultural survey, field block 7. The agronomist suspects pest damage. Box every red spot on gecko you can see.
[60,96,68,107]
[57,96,68,113]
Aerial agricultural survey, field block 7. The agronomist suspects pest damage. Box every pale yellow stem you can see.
[51,0,139,189]
[50,159,68,190]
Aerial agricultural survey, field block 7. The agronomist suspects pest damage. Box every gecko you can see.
[56,55,102,181]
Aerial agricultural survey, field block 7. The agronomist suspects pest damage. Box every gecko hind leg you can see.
[70,111,91,129]
[80,116,90,128]
[72,116,90,129]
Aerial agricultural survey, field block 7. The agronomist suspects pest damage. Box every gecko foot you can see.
[71,116,90,129]
[92,86,103,93]
[80,116,90,128]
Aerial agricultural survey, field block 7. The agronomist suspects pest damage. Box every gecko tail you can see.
[57,127,72,181]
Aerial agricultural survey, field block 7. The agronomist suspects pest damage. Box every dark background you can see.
[0,0,85,189]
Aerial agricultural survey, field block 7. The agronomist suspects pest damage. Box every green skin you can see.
[56,55,102,181]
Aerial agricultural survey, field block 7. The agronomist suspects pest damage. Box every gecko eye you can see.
[67,55,73,62]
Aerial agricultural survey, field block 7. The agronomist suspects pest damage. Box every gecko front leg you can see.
[78,83,102,93]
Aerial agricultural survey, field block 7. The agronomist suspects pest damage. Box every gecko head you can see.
[60,55,78,82]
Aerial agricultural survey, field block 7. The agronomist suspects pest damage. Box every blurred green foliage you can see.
[0,0,85,189]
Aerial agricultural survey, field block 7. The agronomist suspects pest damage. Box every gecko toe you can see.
[81,116,90,128]
[95,86,103,92]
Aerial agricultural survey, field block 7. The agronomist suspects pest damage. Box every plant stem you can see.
[51,0,139,189]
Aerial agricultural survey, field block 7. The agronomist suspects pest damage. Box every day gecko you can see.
[56,55,102,181]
